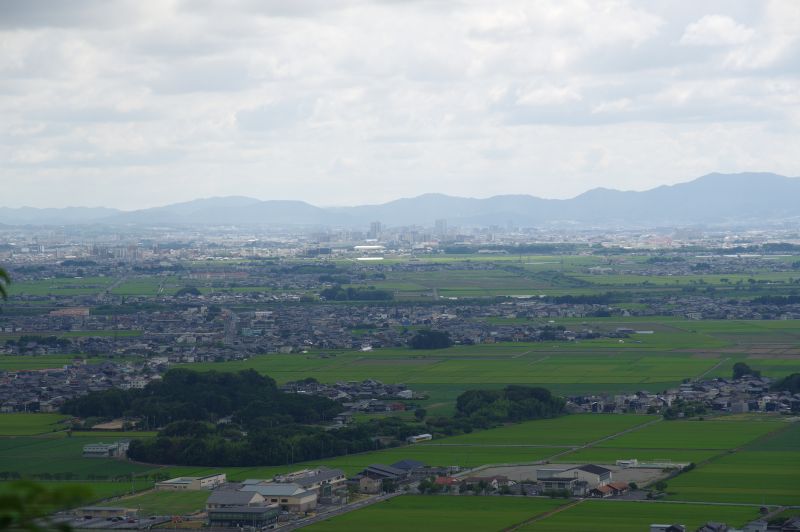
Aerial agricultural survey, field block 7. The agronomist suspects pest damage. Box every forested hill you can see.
[61,369,566,468]
[60,369,342,428]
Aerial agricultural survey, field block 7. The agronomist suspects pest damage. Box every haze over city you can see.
[2,0,799,209]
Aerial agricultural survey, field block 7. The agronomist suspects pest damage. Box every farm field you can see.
[0,355,77,371]
[182,317,800,414]
[0,480,151,500]
[0,413,69,436]
[430,414,655,446]
[666,450,800,505]
[306,495,568,532]
[595,418,784,450]
[8,277,115,296]
[0,436,153,480]
[553,447,722,466]
[98,489,209,516]
[523,500,761,531]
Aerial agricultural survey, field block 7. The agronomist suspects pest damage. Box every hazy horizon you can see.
[1,1,799,210]
[4,171,792,211]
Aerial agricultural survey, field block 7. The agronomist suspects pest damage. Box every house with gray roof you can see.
[205,490,264,510]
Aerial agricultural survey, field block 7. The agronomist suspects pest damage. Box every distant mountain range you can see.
[1,172,798,228]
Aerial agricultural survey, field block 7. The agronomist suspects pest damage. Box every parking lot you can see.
[54,515,171,530]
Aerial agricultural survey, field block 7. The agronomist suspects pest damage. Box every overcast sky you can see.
[1,0,798,209]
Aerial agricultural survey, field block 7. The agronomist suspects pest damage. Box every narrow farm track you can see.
[695,356,731,380]
[502,499,584,531]
[104,275,128,295]
[543,416,663,461]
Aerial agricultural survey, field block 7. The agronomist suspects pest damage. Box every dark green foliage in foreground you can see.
[455,385,566,429]
[409,329,453,349]
[733,362,761,380]
[0,480,90,531]
[61,369,342,428]
[772,373,800,394]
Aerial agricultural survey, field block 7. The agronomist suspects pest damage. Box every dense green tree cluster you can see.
[663,399,708,420]
[128,415,424,467]
[174,286,202,297]
[319,285,393,301]
[128,422,381,467]
[454,385,565,429]
[544,293,617,304]
[771,373,800,394]
[409,329,452,349]
[732,362,761,380]
[61,369,341,428]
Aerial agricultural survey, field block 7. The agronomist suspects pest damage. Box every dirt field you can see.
[475,463,667,486]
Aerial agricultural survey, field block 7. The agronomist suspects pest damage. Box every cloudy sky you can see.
[1,0,798,209]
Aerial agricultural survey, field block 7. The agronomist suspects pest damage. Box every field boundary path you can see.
[502,498,584,531]
[695,356,731,380]
[104,275,128,295]
[544,416,663,461]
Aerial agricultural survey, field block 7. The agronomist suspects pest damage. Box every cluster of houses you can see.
[569,375,798,416]
[281,378,417,419]
[0,359,161,413]
[281,378,415,402]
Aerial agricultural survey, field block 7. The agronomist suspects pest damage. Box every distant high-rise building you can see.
[434,219,447,236]
[369,221,382,239]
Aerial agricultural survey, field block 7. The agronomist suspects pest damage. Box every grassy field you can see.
[99,489,210,516]
[666,450,800,505]
[306,495,568,532]
[0,437,153,480]
[0,355,78,371]
[523,500,761,531]
[0,413,70,436]
[553,447,723,466]
[430,414,655,446]
[9,277,115,296]
[595,418,784,450]
[0,480,151,500]
[665,423,800,505]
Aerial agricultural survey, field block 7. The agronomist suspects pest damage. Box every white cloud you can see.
[680,14,754,46]
[0,0,797,209]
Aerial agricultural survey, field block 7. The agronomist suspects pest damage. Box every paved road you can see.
[281,491,405,530]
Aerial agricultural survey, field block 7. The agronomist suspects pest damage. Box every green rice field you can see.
[522,500,761,531]
[306,495,568,532]
[98,489,210,516]
[0,413,69,436]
